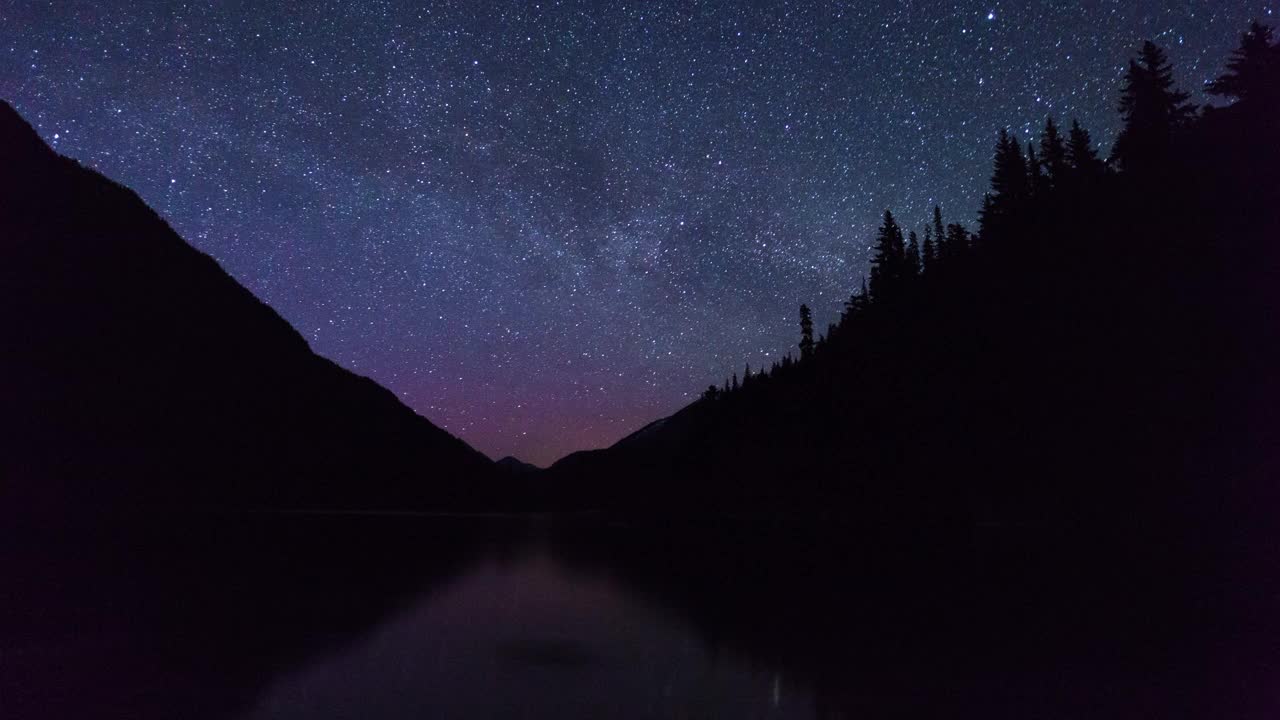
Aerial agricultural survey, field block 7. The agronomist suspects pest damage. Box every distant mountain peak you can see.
[496,456,541,475]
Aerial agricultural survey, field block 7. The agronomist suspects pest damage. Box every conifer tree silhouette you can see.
[981,129,1031,239]
[992,129,1029,201]
[1066,119,1105,180]
[869,210,906,302]
[945,223,970,256]
[931,206,947,266]
[976,194,996,241]
[1207,21,1280,108]
[799,304,815,359]
[1039,117,1069,188]
[1026,141,1047,198]
[845,280,870,319]
[906,231,922,279]
[1112,41,1195,172]
[921,225,936,272]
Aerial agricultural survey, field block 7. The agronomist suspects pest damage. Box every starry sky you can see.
[0,1,1267,466]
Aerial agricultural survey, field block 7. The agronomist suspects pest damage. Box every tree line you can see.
[703,21,1279,405]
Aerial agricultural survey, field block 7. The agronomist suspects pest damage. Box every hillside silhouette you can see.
[0,100,510,514]
[547,28,1280,537]
[4,24,1280,720]
[3,26,1277,528]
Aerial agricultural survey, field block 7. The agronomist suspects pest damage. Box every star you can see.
[2,1,1258,465]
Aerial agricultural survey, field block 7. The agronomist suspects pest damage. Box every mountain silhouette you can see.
[545,35,1280,537]
[3,30,1277,526]
[495,456,541,475]
[0,100,505,515]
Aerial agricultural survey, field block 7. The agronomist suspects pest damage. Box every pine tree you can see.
[1207,20,1280,107]
[869,210,906,302]
[982,129,1031,238]
[906,230,922,278]
[1039,117,1069,188]
[921,225,936,272]
[946,223,970,255]
[976,193,996,239]
[990,129,1029,202]
[1112,41,1195,172]
[1066,119,1105,179]
[799,304,815,359]
[930,206,947,266]
[731,373,739,392]
[1026,141,1047,198]
[844,279,870,321]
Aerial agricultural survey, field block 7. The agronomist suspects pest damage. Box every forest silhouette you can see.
[0,25,1276,525]
[547,25,1280,536]
[3,21,1280,720]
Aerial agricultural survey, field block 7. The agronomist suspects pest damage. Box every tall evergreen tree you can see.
[982,129,1031,238]
[947,223,971,253]
[1207,20,1280,108]
[990,128,1030,201]
[1026,141,1047,198]
[906,231,922,278]
[799,303,815,359]
[1066,119,1105,179]
[869,210,906,302]
[844,279,870,321]
[1039,117,1069,188]
[1111,41,1195,172]
[930,206,947,266]
[921,225,936,272]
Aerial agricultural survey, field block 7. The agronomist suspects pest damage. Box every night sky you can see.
[0,1,1266,466]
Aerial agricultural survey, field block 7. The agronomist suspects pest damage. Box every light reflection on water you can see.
[240,549,813,719]
[12,514,1273,719]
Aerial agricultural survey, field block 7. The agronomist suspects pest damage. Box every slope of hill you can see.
[546,36,1280,534]
[0,100,504,514]
[495,456,541,475]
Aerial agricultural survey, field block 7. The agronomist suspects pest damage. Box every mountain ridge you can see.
[541,38,1280,524]
[0,99,507,515]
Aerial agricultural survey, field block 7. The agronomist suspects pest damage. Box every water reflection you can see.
[4,513,1277,719]
[242,549,813,719]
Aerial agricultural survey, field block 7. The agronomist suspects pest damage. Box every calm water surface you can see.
[4,512,1277,719]
[242,547,811,719]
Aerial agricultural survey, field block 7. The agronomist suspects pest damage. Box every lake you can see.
[3,512,1276,718]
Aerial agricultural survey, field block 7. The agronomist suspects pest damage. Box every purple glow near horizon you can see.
[0,1,1263,464]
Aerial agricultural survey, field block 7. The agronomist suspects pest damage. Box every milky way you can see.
[0,1,1267,465]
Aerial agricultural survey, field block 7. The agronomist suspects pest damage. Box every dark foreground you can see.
[3,509,1277,719]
